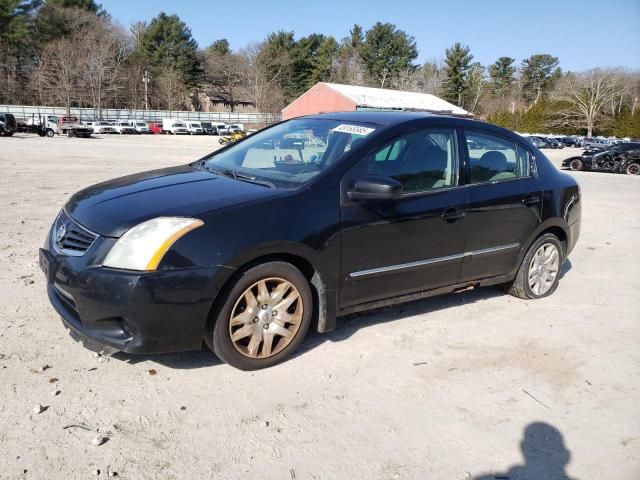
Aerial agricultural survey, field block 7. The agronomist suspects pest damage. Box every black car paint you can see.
[41,112,581,355]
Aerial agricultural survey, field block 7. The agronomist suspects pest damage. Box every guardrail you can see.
[0,105,282,125]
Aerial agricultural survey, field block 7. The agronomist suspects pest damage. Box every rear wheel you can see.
[625,162,640,176]
[505,233,563,299]
[569,159,583,171]
[207,262,312,370]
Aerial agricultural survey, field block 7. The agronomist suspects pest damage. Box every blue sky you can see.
[103,0,640,71]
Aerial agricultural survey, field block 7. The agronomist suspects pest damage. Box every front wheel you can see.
[46,129,55,138]
[207,262,312,370]
[625,162,640,176]
[505,233,564,299]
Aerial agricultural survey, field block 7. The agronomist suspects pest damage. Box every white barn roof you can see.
[323,82,470,116]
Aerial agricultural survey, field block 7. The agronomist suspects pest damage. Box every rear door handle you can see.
[522,195,541,206]
[441,207,466,222]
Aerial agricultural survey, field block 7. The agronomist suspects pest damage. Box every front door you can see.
[340,127,467,308]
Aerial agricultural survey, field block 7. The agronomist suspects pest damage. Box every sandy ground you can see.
[0,133,638,480]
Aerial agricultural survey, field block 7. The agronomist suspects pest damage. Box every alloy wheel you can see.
[626,163,640,176]
[527,243,560,296]
[228,277,303,359]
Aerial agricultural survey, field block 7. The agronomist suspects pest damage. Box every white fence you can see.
[0,104,282,125]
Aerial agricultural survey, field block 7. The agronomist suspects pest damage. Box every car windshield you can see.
[199,118,378,188]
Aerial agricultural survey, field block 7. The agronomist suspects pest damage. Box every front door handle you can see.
[441,207,466,222]
[522,195,541,206]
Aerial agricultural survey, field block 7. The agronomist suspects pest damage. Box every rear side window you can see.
[466,131,531,183]
[367,128,458,193]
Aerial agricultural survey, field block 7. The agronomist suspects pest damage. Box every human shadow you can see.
[474,422,575,480]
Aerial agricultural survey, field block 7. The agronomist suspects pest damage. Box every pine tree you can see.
[359,22,418,88]
[138,12,203,88]
[442,43,473,106]
[489,56,516,96]
[521,54,560,104]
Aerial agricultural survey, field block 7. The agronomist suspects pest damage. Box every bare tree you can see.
[240,43,286,112]
[81,21,130,117]
[156,66,188,111]
[203,50,247,111]
[553,69,617,137]
[33,36,83,115]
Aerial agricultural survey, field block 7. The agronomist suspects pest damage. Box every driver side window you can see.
[367,129,458,193]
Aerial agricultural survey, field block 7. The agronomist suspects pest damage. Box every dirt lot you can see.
[0,133,638,480]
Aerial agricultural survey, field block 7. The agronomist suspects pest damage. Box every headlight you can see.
[103,217,204,271]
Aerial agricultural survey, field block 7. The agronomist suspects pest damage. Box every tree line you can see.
[1,0,638,136]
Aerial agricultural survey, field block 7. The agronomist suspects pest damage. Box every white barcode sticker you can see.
[331,124,375,136]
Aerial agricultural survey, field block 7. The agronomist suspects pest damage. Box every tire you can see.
[504,233,564,300]
[625,162,640,176]
[206,261,313,370]
[46,129,54,138]
[569,159,583,171]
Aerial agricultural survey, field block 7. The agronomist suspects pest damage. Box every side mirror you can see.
[348,175,402,201]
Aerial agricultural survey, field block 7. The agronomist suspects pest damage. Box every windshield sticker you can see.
[331,124,375,136]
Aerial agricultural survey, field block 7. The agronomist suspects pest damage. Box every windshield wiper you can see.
[212,167,275,189]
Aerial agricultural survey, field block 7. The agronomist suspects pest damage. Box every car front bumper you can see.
[39,242,235,355]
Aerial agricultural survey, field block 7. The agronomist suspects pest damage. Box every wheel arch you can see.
[512,219,570,278]
[206,246,336,337]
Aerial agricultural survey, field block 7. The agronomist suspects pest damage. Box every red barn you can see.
[282,82,471,120]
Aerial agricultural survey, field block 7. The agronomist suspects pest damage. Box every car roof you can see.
[303,110,468,126]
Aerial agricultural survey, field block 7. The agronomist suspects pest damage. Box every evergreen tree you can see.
[139,12,202,87]
[359,22,418,88]
[34,0,107,44]
[521,54,560,104]
[489,56,516,95]
[442,42,473,106]
[207,39,230,56]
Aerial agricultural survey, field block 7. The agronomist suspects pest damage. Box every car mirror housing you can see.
[348,175,403,201]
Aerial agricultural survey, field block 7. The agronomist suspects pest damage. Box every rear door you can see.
[339,126,467,308]
[459,129,542,281]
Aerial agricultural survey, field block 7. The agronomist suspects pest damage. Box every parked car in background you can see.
[84,121,117,134]
[0,112,17,136]
[582,138,613,152]
[200,122,215,135]
[148,122,163,134]
[187,121,204,135]
[525,136,548,149]
[162,118,190,134]
[559,136,582,147]
[562,142,640,175]
[546,137,565,149]
[40,111,581,370]
[133,121,150,134]
[112,121,136,134]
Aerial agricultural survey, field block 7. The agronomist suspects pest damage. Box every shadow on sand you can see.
[474,422,575,480]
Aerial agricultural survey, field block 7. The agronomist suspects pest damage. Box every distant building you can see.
[282,82,471,120]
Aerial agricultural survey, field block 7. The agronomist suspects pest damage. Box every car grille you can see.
[53,210,98,256]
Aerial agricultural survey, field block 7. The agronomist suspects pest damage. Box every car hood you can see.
[65,165,283,237]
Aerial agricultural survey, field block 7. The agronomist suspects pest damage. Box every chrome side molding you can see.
[349,243,520,279]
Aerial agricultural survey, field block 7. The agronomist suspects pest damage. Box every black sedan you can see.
[40,112,581,370]
[562,142,640,175]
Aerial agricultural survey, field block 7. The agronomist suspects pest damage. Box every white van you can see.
[162,118,189,135]
[84,121,117,134]
[133,121,150,134]
[186,121,204,135]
